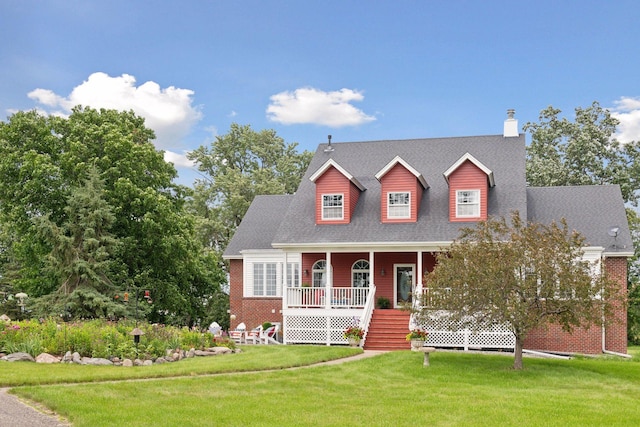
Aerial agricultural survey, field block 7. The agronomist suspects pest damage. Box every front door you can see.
[394,264,415,308]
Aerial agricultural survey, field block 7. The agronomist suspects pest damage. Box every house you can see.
[223,112,633,354]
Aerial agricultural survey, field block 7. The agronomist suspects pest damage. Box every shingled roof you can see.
[272,134,527,248]
[224,133,633,257]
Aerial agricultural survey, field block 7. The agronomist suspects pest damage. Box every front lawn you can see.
[9,347,640,427]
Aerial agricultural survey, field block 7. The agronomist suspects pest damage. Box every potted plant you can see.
[344,325,364,347]
[376,296,391,309]
[406,329,428,350]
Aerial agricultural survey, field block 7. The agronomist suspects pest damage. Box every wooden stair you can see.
[364,309,411,350]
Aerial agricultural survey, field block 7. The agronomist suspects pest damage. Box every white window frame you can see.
[312,260,326,288]
[322,194,344,220]
[253,262,278,296]
[352,260,370,288]
[456,189,480,218]
[286,262,300,287]
[387,192,411,219]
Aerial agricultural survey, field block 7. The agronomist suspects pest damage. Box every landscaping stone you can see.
[3,352,35,362]
[143,359,153,366]
[81,357,113,366]
[133,358,143,366]
[72,352,82,364]
[35,353,60,363]
[122,359,133,367]
[187,348,195,358]
[62,351,73,363]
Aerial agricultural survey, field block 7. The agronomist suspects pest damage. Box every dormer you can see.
[375,156,428,223]
[443,153,494,222]
[309,159,365,224]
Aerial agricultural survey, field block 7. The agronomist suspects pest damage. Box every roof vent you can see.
[503,109,519,137]
[324,134,335,152]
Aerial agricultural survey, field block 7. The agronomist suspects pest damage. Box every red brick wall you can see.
[523,256,628,354]
[448,160,488,222]
[228,259,283,331]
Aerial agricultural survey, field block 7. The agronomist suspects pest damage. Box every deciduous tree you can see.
[418,212,619,370]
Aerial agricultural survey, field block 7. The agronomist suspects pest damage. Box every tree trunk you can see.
[513,336,524,370]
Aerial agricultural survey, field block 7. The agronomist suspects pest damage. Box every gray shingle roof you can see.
[223,194,294,258]
[272,134,527,246]
[526,185,633,253]
[224,134,633,257]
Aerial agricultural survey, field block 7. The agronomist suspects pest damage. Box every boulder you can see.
[143,359,153,366]
[81,357,113,366]
[62,351,73,363]
[72,352,82,364]
[36,353,60,363]
[4,352,35,362]
[122,359,133,367]
[187,348,196,358]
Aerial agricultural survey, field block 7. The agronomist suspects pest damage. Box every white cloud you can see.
[611,96,640,143]
[164,150,195,168]
[27,72,202,150]
[266,87,376,127]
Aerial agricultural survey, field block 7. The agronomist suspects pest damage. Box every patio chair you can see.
[245,325,262,344]
[229,322,246,344]
[260,324,280,345]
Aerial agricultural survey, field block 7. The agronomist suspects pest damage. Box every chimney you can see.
[503,109,518,137]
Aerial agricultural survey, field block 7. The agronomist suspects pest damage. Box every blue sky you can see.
[2,1,640,185]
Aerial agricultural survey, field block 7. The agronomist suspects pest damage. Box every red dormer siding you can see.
[448,160,488,222]
[380,164,422,223]
[315,166,360,224]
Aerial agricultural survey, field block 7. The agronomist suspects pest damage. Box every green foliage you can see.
[376,296,391,309]
[420,212,620,369]
[0,318,233,359]
[0,107,226,325]
[523,101,640,206]
[187,123,312,254]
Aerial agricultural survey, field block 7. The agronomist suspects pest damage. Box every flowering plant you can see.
[406,329,428,341]
[344,326,364,340]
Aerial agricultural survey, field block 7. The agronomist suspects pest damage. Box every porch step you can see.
[364,309,411,350]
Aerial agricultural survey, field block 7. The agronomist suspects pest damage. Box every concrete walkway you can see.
[0,350,386,426]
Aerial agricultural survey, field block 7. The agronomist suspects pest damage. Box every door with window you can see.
[394,264,415,308]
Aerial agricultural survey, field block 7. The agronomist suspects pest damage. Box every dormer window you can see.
[456,190,480,218]
[322,194,344,220]
[388,192,411,219]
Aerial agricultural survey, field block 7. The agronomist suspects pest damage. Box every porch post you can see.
[325,251,332,309]
[415,251,423,309]
[283,252,288,309]
[369,251,375,286]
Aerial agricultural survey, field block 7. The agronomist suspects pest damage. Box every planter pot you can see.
[411,339,425,351]
[348,338,361,347]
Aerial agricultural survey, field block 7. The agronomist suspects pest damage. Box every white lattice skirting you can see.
[416,312,515,351]
[284,311,362,345]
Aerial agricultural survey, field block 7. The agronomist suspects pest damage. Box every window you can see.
[352,260,370,288]
[253,262,277,296]
[322,194,343,220]
[456,190,480,218]
[286,262,300,287]
[312,260,326,288]
[388,192,410,219]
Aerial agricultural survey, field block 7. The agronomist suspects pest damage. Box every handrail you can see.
[359,284,376,347]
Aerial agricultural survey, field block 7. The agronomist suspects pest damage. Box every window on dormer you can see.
[456,190,480,218]
[388,192,410,219]
[322,194,343,220]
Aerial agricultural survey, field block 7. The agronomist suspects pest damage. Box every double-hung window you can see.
[388,192,410,219]
[253,262,277,296]
[456,190,480,218]
[286,262,299,287]
[322,194,344,220]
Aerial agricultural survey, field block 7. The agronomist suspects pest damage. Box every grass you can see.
[5,346,640,427]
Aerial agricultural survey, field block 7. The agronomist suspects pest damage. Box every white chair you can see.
[260,324,280,345]
[245,325,262,344]
[229,322,246,344]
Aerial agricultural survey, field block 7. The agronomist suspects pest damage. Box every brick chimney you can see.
[503,109,518,137]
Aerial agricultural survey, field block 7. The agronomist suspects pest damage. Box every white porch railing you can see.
[282,285,375,345]
[285,286,370,309]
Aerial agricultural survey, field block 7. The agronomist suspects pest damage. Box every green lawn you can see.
[6,346,640,427]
